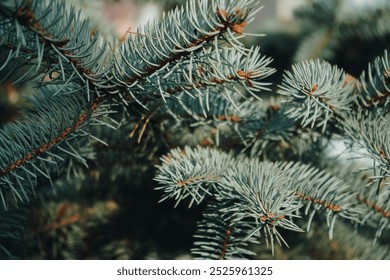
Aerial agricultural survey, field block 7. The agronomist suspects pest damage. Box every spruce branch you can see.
[192,202,259,260]
[278,59,355,131]
[341,111,390,239]
[155,146,364,258]
[30,199,119,259]
[359,50,390,110]
[154,146,234,207]
[358,185,390,240]
[342,111,390,190]
[112,0,263,107]
[161,94,296,155]
[0,0,112,99]
[130,47,275,107]
[216,160,304,254]
[0,89,101,210]
[0,207,30,259]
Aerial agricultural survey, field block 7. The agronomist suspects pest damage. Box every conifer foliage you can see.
[0,0,389,259]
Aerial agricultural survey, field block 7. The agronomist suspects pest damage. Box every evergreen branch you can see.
[358,192,390,219]
[216,160,304,253]
[154,146,234,207]
[278,59,355,131]
[358,188,390,228]
[359,50,390,110]
[357,180,390,240]
[342,111,390,191]
[0,97,98,176]
[162,89,246,122]
[31,200,119,259]
[0,207,29,259]
[0,90,100,210]
[220,220,232,260]
[192,202,258,260]
[279,162,363,235]
[113,0,262,105]
[155,146,364,256]
[11,0,70,48]
[234,101,297,156]
[162,93,297,155]
[0,0,111,99]
[126,47,275,107]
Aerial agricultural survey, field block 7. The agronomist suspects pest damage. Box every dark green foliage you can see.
[0,0,389,260]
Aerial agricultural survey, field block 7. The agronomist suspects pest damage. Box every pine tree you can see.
[0,0,389,259]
